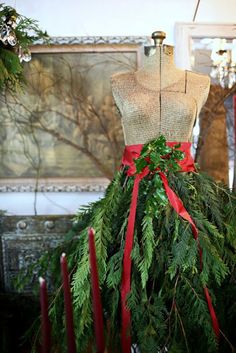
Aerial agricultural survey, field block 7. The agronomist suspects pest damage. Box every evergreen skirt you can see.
[34,140,236,353]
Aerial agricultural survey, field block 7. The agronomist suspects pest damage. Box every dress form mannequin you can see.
[111,31,210,145]
[31,32,236,353]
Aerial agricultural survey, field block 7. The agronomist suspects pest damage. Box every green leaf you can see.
[133,135,186,177]
[0,3,49,92]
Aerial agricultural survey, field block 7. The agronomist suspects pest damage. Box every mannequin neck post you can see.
[142,45,176,73]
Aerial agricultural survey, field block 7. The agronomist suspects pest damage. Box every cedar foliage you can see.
[18,140,236,353]
[0,3,48,92]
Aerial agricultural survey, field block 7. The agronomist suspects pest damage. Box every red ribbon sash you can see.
[120,142,219,353]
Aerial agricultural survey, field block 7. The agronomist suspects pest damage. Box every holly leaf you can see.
[133,135,186,176]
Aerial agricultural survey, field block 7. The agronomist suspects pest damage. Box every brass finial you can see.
[151,31,166,46]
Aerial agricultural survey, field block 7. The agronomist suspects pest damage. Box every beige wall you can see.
[1,0,235,215]
[4,0,236,43]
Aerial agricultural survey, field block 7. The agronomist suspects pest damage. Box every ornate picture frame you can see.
[0,36,148,193]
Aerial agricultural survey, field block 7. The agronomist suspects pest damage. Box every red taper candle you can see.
[234,95,236,146]
[39,277,51,353]
[88,227,105,353]
[60,253,77,353]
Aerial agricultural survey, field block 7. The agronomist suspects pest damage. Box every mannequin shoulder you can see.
[110,71,134,90]
[187,70,210,91]
[186,71,210,109]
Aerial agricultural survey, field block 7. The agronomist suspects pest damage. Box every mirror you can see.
[175,23,236,189]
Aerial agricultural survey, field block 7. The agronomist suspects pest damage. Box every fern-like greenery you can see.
[0,3,48,92]
[17,140,236,353]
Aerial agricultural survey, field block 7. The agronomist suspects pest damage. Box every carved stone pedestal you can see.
[0,215,73,292]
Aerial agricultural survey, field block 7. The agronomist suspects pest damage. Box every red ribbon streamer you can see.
[121,175,141,352]
[121,142,219,353]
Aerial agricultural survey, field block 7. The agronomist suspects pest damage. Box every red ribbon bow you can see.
[120,142,219,353]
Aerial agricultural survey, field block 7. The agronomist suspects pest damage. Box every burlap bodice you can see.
[111,70,210,145]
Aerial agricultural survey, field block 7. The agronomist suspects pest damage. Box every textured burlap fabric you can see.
[111,45,210,145]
